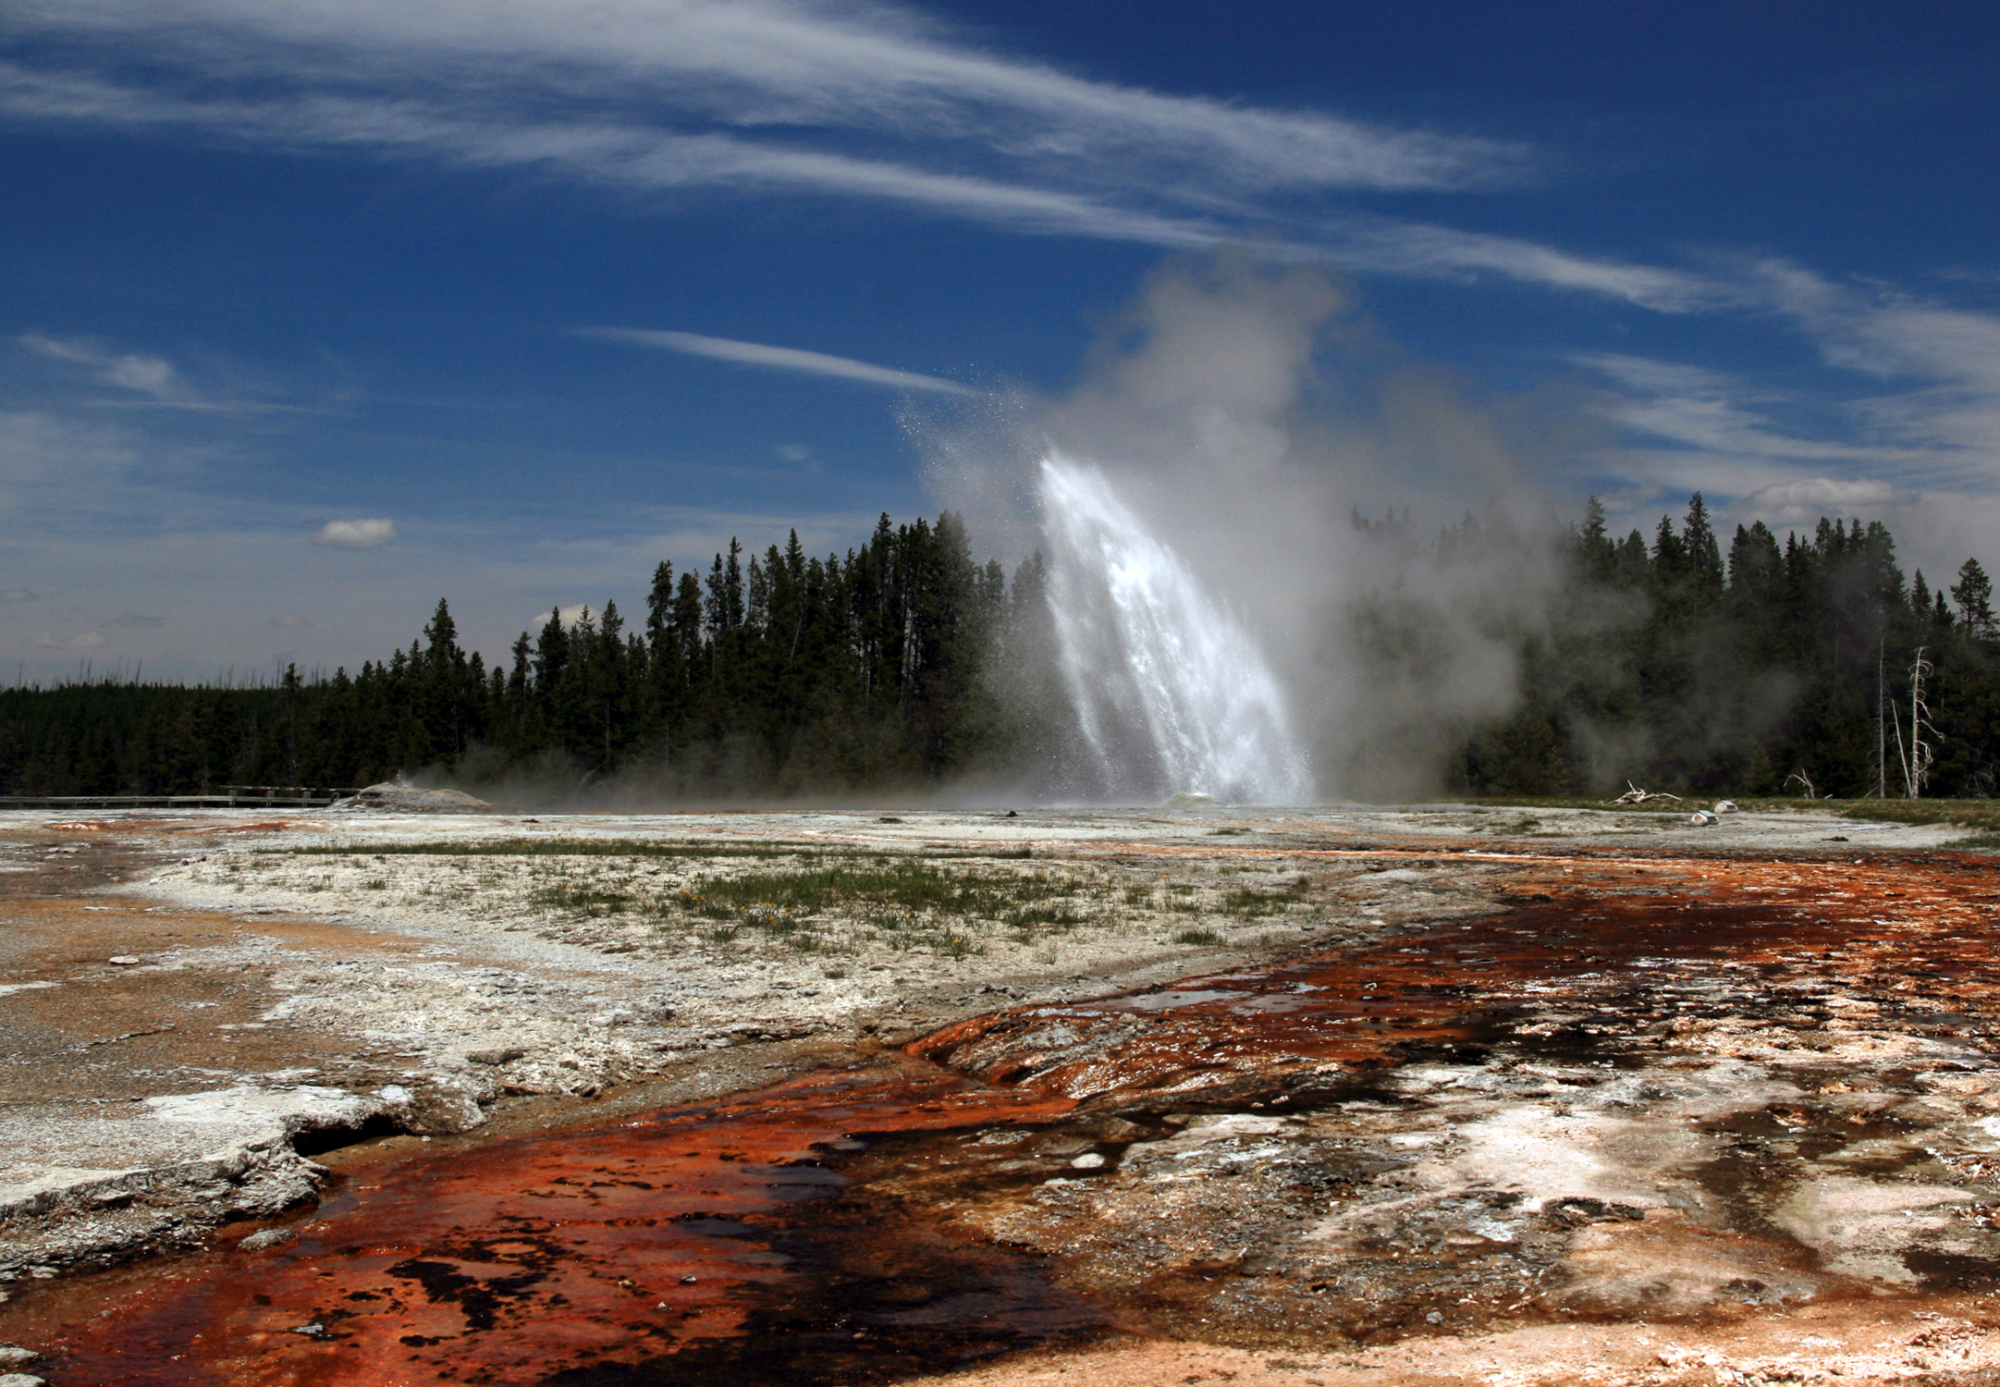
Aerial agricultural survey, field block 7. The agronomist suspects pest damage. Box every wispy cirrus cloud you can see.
[1576,354,1914,466]
[1571,286,2000,582]
[581,328,978,396]
[0,0,1530,193]
[14,328,319,415]
[1703,262,2000,494]
[19,332,181,399]
[1328,221,1736,314]
[0,0,1564,280]
[0,409,136,497]
[0,0,1851,322]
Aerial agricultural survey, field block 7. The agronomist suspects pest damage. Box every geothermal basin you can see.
[2,802,1999,1385]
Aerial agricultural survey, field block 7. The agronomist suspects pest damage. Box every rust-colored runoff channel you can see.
[8,849,2000,1384]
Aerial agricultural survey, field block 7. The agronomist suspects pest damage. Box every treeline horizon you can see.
[1,497,1996,802]
[0,511,1065,800]
[1441,496,1999,799]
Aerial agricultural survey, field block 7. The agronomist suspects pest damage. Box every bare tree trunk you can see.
[1901,647,1937,799]
[1876,641,1887,799]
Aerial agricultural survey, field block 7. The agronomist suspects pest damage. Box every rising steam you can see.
[922,254,1571,803]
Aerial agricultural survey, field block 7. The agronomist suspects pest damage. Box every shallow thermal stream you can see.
[14,848,2000,1384]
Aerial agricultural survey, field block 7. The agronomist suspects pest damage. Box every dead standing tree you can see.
[1890,646,1939,798]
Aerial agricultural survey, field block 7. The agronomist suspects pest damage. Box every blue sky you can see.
[4,0,1999,680]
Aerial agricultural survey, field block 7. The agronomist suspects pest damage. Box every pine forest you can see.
[2,499,1995,802]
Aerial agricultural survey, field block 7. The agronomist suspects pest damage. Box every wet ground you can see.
[4,807,2000,1385]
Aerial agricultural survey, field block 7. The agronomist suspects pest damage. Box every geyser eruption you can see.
[1039,453,1314,804]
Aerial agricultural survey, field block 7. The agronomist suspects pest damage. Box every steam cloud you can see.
[924,255,1571,802]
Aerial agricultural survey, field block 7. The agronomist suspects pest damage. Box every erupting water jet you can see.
[1038,453,1313,804]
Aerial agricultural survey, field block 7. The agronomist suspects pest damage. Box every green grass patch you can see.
[666,863,1086,940]
[1173,927,1223,945]
[1003,904,1083,930]
[530,884,633,916]
[683,862,1050,915]
[1218,876,1310,916]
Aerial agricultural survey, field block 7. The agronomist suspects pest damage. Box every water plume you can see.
[1038,452,1312,804]
[920,256,1574,803]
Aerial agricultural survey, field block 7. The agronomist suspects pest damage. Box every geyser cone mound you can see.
[1039,453,1312,805]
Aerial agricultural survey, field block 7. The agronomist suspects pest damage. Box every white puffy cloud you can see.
[311,517,397,548]
[1742,477,1921,525]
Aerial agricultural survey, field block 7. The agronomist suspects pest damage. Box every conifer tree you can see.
[1953,558,1995,640]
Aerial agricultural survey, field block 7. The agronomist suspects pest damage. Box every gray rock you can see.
[0,1346,41,1367]
[466,1046,528,1066]
[373,1074,489,1133]
[0,1374,48,1387]
[239,1227,296,1252]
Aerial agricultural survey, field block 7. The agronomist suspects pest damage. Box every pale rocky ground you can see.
[0,800,1510,1281]
[0,799,1984,1386]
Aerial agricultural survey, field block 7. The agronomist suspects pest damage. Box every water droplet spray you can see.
[1039,452,1312,804]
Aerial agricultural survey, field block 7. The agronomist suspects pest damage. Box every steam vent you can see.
[2,802,1998,1386]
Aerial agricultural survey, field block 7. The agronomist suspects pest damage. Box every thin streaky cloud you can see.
[0,63,1703,310]
[0,65,1233,253]
[583,328,979,396]
[1575,353,1899,464]
[1326,220,1737,314]
[15,326,330,416]
[0,2,1571,294]
[1736,262,2000,482]
[19,331,181,398]
[0,0,1533,194]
